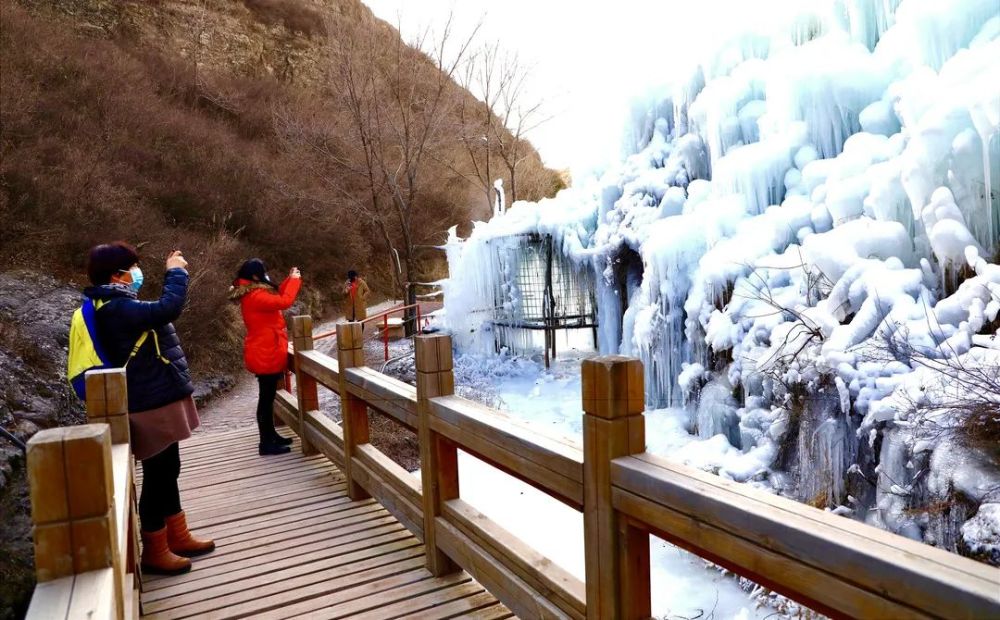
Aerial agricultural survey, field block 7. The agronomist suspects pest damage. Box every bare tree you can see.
[275,13,479,333]
[456,43,549,210]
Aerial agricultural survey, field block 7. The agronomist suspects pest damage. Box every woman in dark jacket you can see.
[84,242,214,575]
[229,258,302,455]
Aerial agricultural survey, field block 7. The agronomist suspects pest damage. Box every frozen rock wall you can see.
[444,0,1000,562]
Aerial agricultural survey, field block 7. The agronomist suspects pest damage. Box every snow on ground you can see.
[453,347,785,619]
[442,0,1000,565]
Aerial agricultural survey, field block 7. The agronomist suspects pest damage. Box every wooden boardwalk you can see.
[137,426,512,620]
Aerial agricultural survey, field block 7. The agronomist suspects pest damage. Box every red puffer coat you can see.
[230,277,302,375]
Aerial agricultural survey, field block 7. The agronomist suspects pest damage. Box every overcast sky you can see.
[360,1,704,175]
[360,1,821,177]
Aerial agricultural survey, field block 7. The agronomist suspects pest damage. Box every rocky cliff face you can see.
[0,271,83,619]
[21,0,372,87]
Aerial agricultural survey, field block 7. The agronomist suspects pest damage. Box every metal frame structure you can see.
[488,233,598,366]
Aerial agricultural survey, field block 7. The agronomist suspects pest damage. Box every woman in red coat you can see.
[229,259,302,455]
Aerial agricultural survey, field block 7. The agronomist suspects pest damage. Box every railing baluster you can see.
[27,423,124,619]
[337,321,371,500]
[291,315,319,456]
[415,333,460,576]
[581,356,650,620]
[85,369,130,445]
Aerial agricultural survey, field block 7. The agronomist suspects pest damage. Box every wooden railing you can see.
[279,316,1000,620]
[24,368,140,619]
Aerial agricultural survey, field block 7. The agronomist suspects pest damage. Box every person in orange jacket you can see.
[229,259,302,455]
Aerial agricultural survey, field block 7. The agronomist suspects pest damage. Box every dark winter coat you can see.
[229,277,302,375]
[83,268,195,412]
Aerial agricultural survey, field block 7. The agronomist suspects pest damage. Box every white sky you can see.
[360,1,708,175]
[361,1,824,176]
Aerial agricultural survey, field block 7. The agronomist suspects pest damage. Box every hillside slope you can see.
[0,0,559,614]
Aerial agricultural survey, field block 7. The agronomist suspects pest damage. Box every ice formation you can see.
[444,0,1000,559]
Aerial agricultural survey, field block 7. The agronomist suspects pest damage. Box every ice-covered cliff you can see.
[443,0,1000,563]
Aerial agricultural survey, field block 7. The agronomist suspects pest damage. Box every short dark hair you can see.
[235,258,276,288]
[347,270,357,281]
[87,242,139,285]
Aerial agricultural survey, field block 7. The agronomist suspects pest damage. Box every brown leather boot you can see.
[141,527,191,575]
[165,511,216,557]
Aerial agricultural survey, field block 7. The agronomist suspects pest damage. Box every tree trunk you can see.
[404,258,417,337]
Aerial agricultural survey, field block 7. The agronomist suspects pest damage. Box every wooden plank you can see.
[464,601,516,619]
[351,456,425,541]
[32,522,74,583]
[181,473,344,511]
[429,413,583,509]
[176,460,335,492]
[69,512,115,574]
[349,581,487,620]
[354,443,422,506]
[111,445,130,575]
[580,357,648,620]
[618,515,651,620]
[580,356,644,419]
[393,590,501,620]
[430,394,583,480]
[66,568,116,620]
[273,389,300,434]
[181,471,344,508]
[142,530,416,593]
[344,366,418,431]
[143,525,411,592]
[143,548,426,618]
[244,569,437,619]
[198,508,395,559]
[304,417,346,468]
[165,517,403,575]
[27,428,70,525]
[62,425,114,520]
[435,517,571,620]
[416,334,460,576]
[613,487,929,619]
[170,452,328,478]
[612,454,1000,619]
[297,349,341,393]
[24,574,73,620]
[181,489,355,530]
[443,498,585,618]
[123,585,139,620]
[202,499,380,542]
[582,409,647,620]
[211,504,386,548]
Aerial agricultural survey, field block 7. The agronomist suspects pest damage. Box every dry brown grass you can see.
[0,1,361,373]
[242,0,326,37]
[0,0,563,377]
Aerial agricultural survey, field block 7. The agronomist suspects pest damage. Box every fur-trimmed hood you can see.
[228,279,275,302]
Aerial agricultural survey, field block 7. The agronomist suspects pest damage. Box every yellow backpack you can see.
[67,298,165,399]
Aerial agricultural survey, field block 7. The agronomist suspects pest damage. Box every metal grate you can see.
[486,233,597,365]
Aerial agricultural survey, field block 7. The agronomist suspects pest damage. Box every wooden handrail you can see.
[24,368,141,620]
[611,453,1000,619]
[281,316,1000,619]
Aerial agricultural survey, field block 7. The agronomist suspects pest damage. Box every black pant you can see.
[139,442,182,531]
[256,373,282,443]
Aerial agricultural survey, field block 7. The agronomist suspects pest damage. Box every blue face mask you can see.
[128,266,144,293]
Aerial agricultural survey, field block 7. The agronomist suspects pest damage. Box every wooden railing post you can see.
[291,315,318,456]
[582,356,650,620]
[27,424,124,618]
[85,368,140,585]
[415,333,459,576]
[336,321,371,501]
[85,368,130,444]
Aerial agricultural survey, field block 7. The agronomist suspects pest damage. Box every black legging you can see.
[256,373,283,442]
[139,442,181,531]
